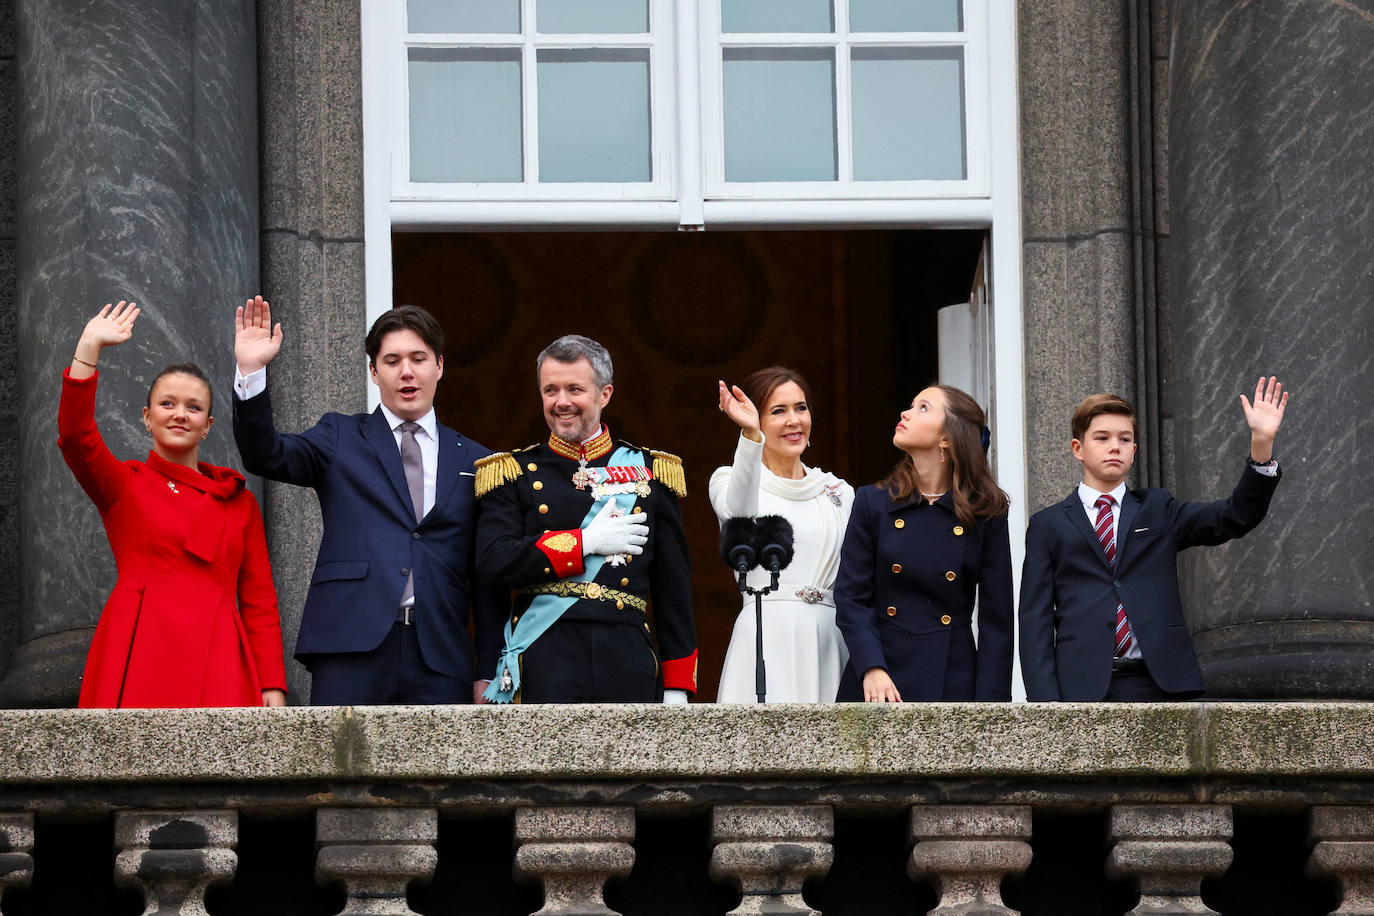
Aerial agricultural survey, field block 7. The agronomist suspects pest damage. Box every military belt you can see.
[517,580,647,613]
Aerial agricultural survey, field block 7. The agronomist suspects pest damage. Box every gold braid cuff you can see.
[474,452,522,498]
[650,450,687,498]
[517,580,647,613]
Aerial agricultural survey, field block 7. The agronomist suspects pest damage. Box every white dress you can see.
[709,432,854,702]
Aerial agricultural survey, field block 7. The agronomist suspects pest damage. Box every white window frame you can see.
[361,0,1027,697]
[377,0,678,204]
[700,0,989,200]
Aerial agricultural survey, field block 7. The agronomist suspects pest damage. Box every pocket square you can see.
[459,471,475,477]
[1133,527,1149,533]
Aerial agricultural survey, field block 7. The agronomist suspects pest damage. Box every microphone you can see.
[754,516,794,575]
[719,517,758,575]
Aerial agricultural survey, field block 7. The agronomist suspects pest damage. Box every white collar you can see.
[1078,480,1127,512]
[380,403,438,441]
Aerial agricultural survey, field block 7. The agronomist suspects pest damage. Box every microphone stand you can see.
[736,566,781,703]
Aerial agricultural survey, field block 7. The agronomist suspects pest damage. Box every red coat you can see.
[58,369,287,707]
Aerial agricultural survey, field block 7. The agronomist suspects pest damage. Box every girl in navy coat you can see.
[835,385,1014,702]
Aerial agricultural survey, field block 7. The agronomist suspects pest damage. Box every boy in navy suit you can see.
[1019,377,1288,701]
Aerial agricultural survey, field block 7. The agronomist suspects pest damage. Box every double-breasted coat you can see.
[835,485,1014,701]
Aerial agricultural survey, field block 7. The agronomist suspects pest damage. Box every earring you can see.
[201,433,208,441]
[806,439,811,448]
[145,424,151,434]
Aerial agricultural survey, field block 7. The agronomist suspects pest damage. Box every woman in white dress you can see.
[710,367,854,702]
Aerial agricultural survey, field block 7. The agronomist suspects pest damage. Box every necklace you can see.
[920,490,945,503]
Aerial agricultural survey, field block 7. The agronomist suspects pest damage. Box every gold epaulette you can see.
[650,450,687,498]
[474,451,522,498]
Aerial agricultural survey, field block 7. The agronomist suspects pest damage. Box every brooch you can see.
[795,586,824,604]
[823,483,843,507]
[166,480,180,495]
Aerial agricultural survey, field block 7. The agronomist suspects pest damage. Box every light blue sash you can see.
[484,446,644,703]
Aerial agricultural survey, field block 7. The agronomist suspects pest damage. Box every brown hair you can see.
[147,363,214,416]
[365,305,445,366]
[741,366,812,414]
[879,385,1009,526]
[1071,393,1137,441]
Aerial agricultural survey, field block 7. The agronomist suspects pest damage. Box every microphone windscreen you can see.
[754,515,795,570]
[719,517,758,570]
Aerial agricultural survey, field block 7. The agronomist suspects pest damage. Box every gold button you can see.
[616,600,624,610]
[894,519,905,529]
[941,615,952,625]
[633,506,643,514]
[539,504,549,514]
[586,583,603,599]
[543,567,551,574]
[621,578,629,586]
[533,480,544,491]
[527,462,537,471]
[566,561,574,568]
[945,571,957,581]
[886,606,897,617]
[891,563,902,574]
[953,525,964,536]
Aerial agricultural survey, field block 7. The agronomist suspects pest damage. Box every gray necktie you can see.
[400,421,423,604]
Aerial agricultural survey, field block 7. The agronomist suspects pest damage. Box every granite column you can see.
[3,0,260,705]
[1170,0,1374,697]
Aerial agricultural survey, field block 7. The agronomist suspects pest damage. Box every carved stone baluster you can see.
[1308,805,1374,915]
[314,807,438,916]
[709,805,834,915]
[113,810,237,916]
[513,806,636,916]
[0,813,35,915]
[908,805,1032,915]
[1106,805,1232,915]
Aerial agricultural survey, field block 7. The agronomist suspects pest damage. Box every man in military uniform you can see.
[474,334,697,703]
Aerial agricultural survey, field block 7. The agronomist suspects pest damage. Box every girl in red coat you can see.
[59,301,287,708]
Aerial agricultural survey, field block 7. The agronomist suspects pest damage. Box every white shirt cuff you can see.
[233,366,267,400]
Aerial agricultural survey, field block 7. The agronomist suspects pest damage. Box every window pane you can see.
[409,49,523,182]
[723,49,836,181]
[407,0,519,33]
[849,0,961,31]
[722,0,833,33]
[537,0,648,33]
[851,48,965,180]
[537,50,651,182]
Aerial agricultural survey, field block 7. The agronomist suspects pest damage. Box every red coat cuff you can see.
[662,650,698,694]
[536,529,584,578]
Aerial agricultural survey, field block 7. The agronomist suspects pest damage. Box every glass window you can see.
[721,0,832,33]
[849,0,962,32]
[723,48,836,181]
[408,49,523,182]
[536,0,648,34]
[851,48,965,180]
[537,50,652,182]
[407,0,520,33]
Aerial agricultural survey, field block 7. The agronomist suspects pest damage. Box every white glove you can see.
[662,689,689,705]
[582,507,648,558]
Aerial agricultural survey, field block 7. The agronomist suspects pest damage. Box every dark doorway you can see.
[392,228,985,700]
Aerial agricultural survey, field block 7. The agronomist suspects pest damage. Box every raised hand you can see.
[1240,376,1288,439]
[235,295,283,374]
[80,300,140,350]
[718,380,761,439]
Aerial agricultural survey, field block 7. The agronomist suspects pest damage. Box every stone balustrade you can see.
[0,703,1371,913]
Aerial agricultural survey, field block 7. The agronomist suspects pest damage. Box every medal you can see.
[572,459,596,490]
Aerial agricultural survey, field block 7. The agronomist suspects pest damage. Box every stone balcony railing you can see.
[1,703,1373,914]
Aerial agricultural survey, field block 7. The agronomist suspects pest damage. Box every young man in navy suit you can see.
[231,298,505,705]
[1019,377,1289,702]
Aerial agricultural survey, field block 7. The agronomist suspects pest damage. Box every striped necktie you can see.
[1094,494,1135,658]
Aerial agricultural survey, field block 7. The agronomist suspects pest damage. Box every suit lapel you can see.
[1114,489,1143,566]
[1061,493,1112,570]
[364,408,416,521]
[433,423,461,520]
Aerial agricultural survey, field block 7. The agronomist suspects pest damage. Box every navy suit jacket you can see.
[1018,463,1280,701]
[835,486,1014,702]
[232,389,506,685]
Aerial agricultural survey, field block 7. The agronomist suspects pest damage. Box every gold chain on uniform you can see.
[517,580,647,613]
